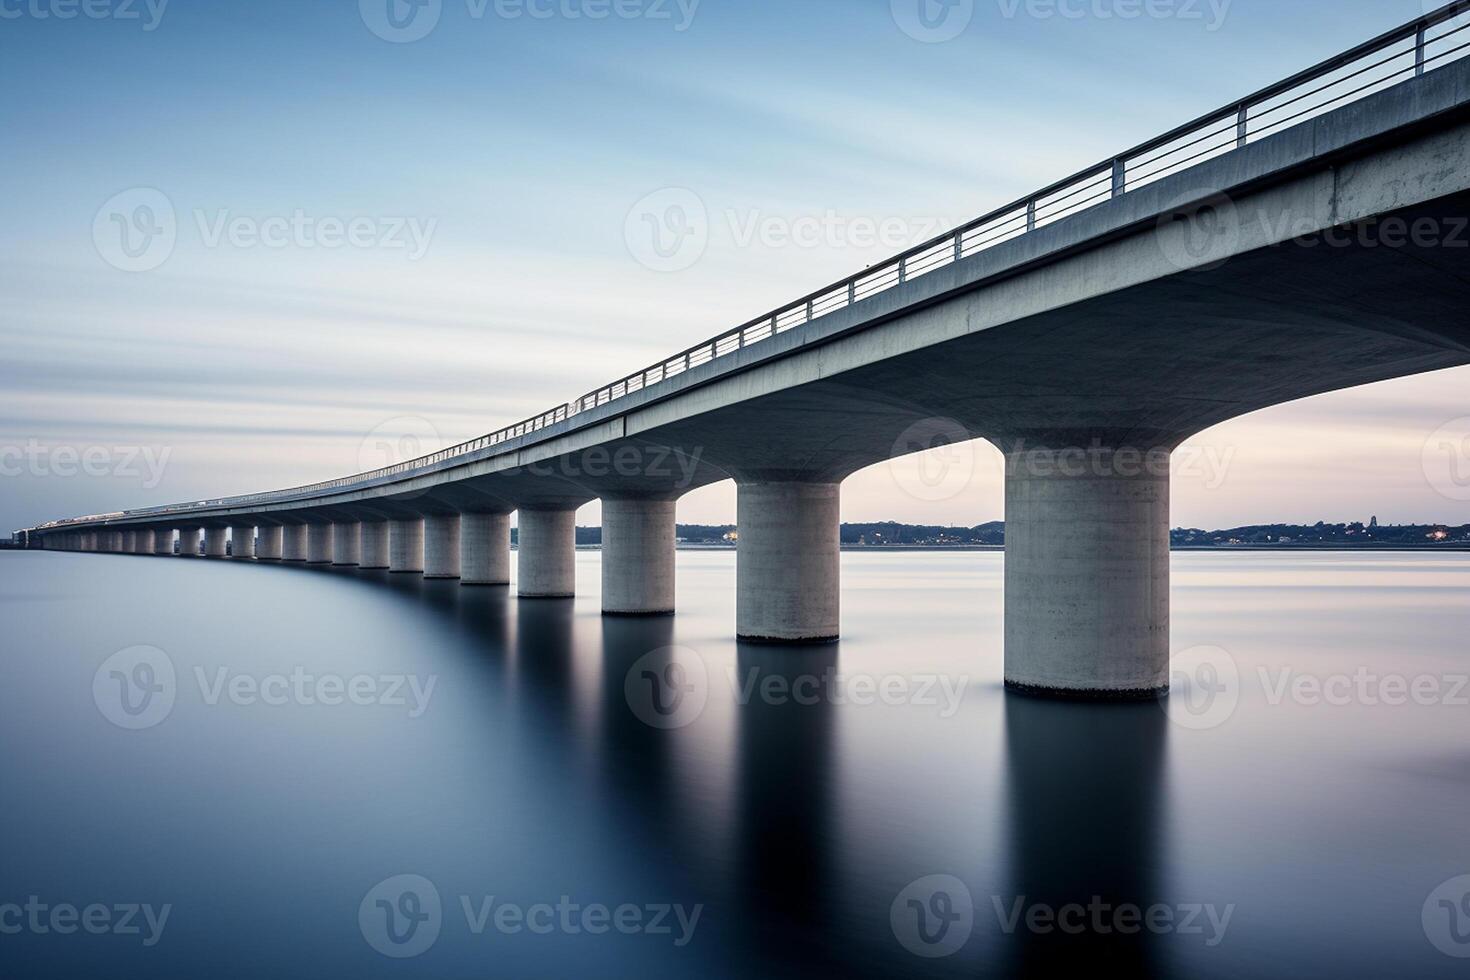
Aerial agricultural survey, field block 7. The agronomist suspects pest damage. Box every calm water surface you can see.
[2,549,1468,977]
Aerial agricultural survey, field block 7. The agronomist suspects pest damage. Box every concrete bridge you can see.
[27,6,1470,699]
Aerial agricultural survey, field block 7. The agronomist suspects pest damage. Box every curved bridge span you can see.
[30,6,1470,698]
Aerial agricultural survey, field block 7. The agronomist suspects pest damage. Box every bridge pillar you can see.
[306,523,333,564]
[257,526,283,560]
[230,525,256,559]
[736,482,840,642]
[1003,446,1171,699]
[462,512,510,586]
[333,522,361,566]
[601,498,676,615]
[517,508,575,598]
[134,530,153,554]
[360,521,390,569]
[123,531,138,554]
[153,529,175,555]
[282,525,308,562]
[389,518,424,573]
[204,527,229,558]
[424,514,461,579]
[179,528,201,557]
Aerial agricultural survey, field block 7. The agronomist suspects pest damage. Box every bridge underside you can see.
[39,98,1470,698]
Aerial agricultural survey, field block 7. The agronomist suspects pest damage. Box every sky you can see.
[1,0,1467,533]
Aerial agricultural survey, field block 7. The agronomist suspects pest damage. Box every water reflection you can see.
[1001,694,1169,975]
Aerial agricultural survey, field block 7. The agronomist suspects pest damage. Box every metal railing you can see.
[34,3,1470,531]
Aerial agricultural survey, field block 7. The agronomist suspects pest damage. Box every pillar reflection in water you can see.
[1000,695,1169,974]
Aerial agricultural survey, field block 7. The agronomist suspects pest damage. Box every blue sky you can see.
[2,0,1466,531]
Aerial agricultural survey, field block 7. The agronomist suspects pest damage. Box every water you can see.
[2,548,1468,978]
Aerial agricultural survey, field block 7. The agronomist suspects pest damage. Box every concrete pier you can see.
[517,508,576,598]
[230,525,256,559]
[424,514,461,579]
[282,525,308,562]
[1002,447,1171,698]
[332,521,361,566]
[306,524,333,564]
[601,498,676,615]
[134,529,154,555]
[179,528,201,557]
[204,527,228,558]
[462,512,511,586]
[735,482,839,642]
[154,529,174,555]
[123,531,138,554]
[360,521,389,569]
[389,518,424,573]
[257,525,283,560]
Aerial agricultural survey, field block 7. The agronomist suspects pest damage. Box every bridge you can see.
[26,5,1470,699]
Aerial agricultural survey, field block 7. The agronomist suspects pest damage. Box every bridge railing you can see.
[34,3,1470,531]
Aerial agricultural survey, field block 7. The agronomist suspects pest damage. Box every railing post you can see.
[1111,159,1126,198]
[806,299,814,321]
[898,256,907,284]
[1236,104,1248,147]
[847,280,856,305]
[1416,25,1427,76]
[953,230,963,262]
[1025,199,1036,232]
